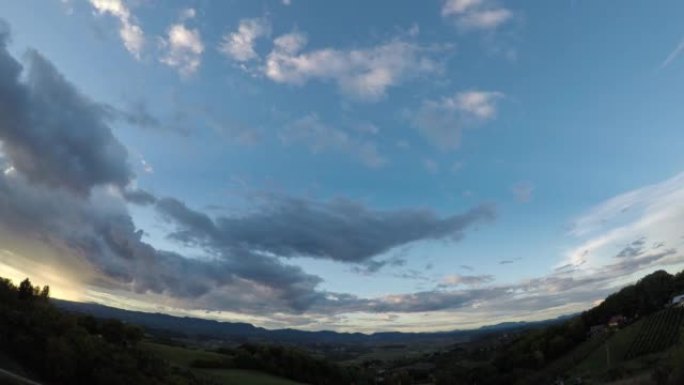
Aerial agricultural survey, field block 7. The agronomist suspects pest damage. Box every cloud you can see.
[351,257,406,275]
[569,172,684,238]
[0,35,131,195]
[440,274,493,287]
[102,100,162,131]
[219,18,271,62]
[0,171,326,313]
[441,0,513,31]
[615,237,646,258]
[265,32,443,101]
[511,181,534,203]
[122,188,156,205]
[156,194,496,264]
[499,258,520,265]
[88,0,144,58]
[160,11,204,76]
[660,36,684,69]
[281,114,387,168]
[0,26,327,315]
[412,90,503,150]
[562,171,684,281]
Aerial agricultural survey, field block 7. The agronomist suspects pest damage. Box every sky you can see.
[0,0,684,332]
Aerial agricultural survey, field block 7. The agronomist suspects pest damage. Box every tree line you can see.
[0,277,211,385]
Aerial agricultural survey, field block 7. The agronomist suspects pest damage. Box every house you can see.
[608,315,627,328]
[671,294,684,307]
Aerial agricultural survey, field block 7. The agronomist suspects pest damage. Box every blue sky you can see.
[1,0,684,332]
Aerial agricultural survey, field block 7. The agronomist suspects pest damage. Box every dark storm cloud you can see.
[156,197,218,243]
[0,29,131,195]
[0,24,325,315]
[157,195,496,263]
[351,257,407,275]
[122,188,157,205]
[0,170,325,314]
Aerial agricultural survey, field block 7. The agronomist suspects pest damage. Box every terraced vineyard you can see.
[624,307,684,359]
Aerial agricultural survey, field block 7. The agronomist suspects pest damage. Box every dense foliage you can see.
[198,343,374,385]
[0,277,207,385]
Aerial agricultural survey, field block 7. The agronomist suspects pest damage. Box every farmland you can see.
[141,342,305,385]
[624,308,684,359]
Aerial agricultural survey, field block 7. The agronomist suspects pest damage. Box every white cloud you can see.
[282,0,292,5]
[139,156,153,174]
[563,172,684,274]
[412,90,503,150]
[281,114,387,168]
[219,18,271,62]
[265,32,442,101]
[89,0,144,58]
[441,0,512,31]
[160,13,204,76]
[440,274,494,287]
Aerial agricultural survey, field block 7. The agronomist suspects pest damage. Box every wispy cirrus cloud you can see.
[281,114,387,168]
[563,172,684,276]
[660,35,684,69]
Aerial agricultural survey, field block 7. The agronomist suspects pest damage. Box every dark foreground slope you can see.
[423,269,684,385]
[0,278,210,385]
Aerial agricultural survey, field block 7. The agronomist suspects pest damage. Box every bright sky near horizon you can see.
[1,0,684,332]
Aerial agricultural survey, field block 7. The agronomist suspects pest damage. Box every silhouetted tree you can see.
[18,278,34,300]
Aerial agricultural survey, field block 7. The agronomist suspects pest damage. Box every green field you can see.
[141,341,228,367]
[141,342,305,385]
[199,369,304,385]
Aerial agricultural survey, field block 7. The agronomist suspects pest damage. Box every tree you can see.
[40,285,50,300]
[18,278,34,300]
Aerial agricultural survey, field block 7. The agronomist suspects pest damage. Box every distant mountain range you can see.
[54,299,572,345]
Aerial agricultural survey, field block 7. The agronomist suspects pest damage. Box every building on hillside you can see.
[608,315,627,328]
[671,294,684,307]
